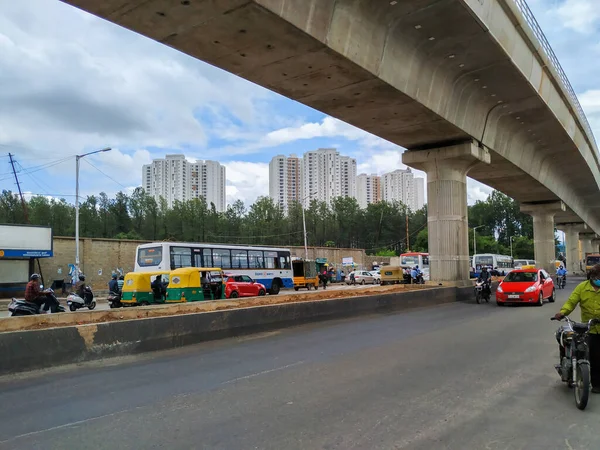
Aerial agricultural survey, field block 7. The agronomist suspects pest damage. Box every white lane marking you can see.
[0,406,145,444]
[221,361,305,385]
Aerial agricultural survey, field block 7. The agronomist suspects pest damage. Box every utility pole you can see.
[405,213,410,252]
[8,153,29,223]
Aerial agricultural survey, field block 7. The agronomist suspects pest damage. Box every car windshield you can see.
[503,272,538,283]
[587,256,600,265]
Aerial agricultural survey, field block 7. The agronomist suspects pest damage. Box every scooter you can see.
[107,290,122,308]
[67,286,96,311]
[8,288,66,316]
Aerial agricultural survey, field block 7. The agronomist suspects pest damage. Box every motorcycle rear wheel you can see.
[574,363,590,410]
[69,304,77,312]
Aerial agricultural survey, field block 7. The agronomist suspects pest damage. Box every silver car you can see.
[346,271,377,285]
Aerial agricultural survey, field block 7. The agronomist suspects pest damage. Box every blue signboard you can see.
[0,249,53,258]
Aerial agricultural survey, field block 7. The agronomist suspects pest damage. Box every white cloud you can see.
[224,161,269,206]
[467,179,493,204]
[554,0,600,34]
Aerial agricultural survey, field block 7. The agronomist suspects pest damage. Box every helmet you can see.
[560,265,564,270]
[112,273,118,279]
[30,273,40,280]
[79,274,86,281]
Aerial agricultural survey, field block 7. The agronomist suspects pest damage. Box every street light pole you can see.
[75,147,112,279]
[301,191,317,261]
[473,225,484,258]
[510,236,515,260]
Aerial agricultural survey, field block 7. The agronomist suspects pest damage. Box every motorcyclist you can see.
[75,274,93,305]
[411,266,422,284]
[24,273,59,312]
[477,266,492,297]
[117,275,125,292]
[557,265,567,279]
[108,273,120,294]
[554,264,600,393]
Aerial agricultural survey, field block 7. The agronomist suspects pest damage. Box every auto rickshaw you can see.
[380,266,412,285]
[166,267,226,302]
[292,259,319,291]
[120,271,170,306]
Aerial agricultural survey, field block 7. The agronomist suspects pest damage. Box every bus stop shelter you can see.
[0,224,53,298]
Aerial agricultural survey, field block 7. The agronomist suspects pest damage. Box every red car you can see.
[495,268,556,306]
[225,275,267,299]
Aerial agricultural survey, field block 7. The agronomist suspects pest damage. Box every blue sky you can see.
[0,0,598,207]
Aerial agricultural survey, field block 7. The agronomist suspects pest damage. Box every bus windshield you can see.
[137,246,162,267]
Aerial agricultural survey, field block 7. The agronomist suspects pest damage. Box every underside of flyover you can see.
[62,0,599,230]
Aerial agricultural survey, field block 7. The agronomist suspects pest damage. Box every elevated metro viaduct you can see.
[61,0,600,281]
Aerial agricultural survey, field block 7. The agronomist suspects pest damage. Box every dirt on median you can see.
[1,283,437,332]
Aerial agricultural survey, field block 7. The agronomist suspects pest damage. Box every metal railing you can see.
[511,0,597,149]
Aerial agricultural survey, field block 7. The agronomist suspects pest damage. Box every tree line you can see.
[0,188,536,258]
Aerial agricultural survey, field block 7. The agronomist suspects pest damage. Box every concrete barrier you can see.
[0,286,474,375]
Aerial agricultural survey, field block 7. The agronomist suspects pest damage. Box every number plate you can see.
[508,294,521,299]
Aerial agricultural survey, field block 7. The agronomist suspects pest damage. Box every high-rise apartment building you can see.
[356,174,382,209]
[381,168,425,211]
[268,154,302,213]
[142,154,226,212]
[302,148,356,206]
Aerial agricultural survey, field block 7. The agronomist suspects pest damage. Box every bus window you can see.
[231,249,249,269]
[212,249,231,269]
[248,250,264,269]
[170,247,192,269]
[475,256,493,267]
[193,248,202,267]
[265,251,278,269]
[138,246,162,267]
[422,256,429,266]
[278,252,291,270]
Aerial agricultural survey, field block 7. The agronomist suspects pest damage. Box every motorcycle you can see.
[474,280,490,304]
[551,316,600,410]
[412,273,425,285]
[556,275,567,290]
[107,290,122,309]
[67,286,96,311]
[8,288,66,316]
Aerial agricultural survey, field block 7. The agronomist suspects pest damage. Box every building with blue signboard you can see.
[0,224,53,297]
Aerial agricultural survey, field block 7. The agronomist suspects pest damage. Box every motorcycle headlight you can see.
[497,285,503,293]
[525,285,536,293]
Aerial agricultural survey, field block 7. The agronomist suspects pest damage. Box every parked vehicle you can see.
[292,259,319,291]
[107,291,122,308]
[474,280,490,304]
[495,268,555,306]
[380,266,412,285]
[121,271,170,306]
[369,270,381,284]
[8,288,65,316]
[345,271,377,285]
[585,254,600,273]
[67,286,96,311]
[225,274,267,298]
[551,316,600,410]
[166,267,225,302]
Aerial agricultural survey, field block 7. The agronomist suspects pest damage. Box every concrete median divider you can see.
[0,285,477,375]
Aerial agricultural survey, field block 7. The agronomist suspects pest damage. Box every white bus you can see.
[473,253,513,275]
[399,252,430,281]
[134,242,294,295]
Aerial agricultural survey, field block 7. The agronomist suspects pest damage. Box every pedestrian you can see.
[319,271,328,290]
[340,269,345,283]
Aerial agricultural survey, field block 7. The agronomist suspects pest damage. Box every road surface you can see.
[1,278,596,449]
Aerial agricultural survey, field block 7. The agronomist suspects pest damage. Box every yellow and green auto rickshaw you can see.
[120,271,171,306]
[292,259,319,291]
[380,266,412,285]
[166,267,226,303]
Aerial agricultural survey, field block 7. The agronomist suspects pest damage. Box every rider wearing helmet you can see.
[477,266,492,297]
[108,273,119,294]
[554,264,600,392]
[557,265,567,277]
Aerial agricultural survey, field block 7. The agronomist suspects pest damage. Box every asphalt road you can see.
[0,278,596,449]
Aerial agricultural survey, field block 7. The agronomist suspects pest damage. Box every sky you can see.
[0,0,598,208]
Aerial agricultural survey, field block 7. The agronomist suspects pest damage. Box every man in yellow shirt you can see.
[554,264,600,392]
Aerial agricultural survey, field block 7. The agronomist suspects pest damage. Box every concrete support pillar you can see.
[557,223,587,276]
[580,234,595,258]
[521,202,565,275]
[402,141,490,283]
[593,239,600,254]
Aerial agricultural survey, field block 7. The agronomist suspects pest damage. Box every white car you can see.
[346,271,377,285]
[369,271,381,284]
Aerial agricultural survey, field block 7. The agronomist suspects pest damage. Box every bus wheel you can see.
[269,280,281,295]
